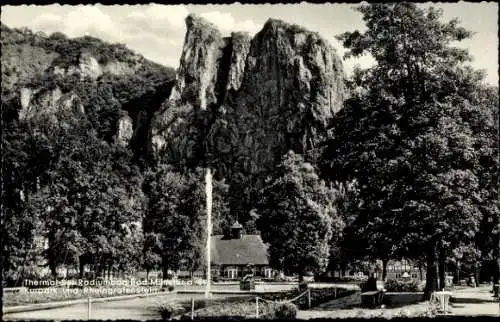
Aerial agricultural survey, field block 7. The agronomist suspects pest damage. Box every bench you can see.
[361,291,384,308]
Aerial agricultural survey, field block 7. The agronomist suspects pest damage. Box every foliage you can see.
[1,23,177,281]
[21,110,145,275]
[260,287,355,310]
[384,279,423,292]
[270,302,297,319]
[157,302,186,320]
[257,151,342,276]
[142,165,230,273]
[189,300,269,319]
[323,2,498,297]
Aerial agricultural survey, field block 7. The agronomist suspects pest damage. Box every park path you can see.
[449,286,499,317]
[3,294,169,320]
[3,293,241,320]
[3,282,360,321]
[297,286,499,319]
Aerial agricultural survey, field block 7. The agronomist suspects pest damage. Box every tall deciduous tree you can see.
[143,165,229,277]
[325,3,497,298]
[23,110,145,278]
[257,151,342,280]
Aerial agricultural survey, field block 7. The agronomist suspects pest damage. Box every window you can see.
[225,267,238,279]
[263,268,273,279]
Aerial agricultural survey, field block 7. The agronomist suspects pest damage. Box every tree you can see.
[325,3,495,299]
[143,165,230,277]
[257,151,342,280]
[22,109,145,278]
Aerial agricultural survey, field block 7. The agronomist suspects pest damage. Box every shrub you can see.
[338,275,368,283]
[384,279,423,292]
[158,302,186,320]
[192,300,269,319]
[271,302,297,319]
[260,287,355,309]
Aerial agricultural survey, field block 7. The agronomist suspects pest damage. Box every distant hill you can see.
[1,23,176,150]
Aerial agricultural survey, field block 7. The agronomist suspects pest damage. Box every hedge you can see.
[384,279,423,292]
[259,286,355,309]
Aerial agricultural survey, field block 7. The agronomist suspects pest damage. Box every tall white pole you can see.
[205,168,213,299]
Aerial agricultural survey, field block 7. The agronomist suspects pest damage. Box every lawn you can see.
[158,286,356,319]
[297,301,436,319]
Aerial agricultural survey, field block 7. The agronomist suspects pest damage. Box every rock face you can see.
[116,115,134,147]
[18,86,84,121]
[153,14,346,217]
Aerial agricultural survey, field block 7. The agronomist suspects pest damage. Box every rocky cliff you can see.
[2,17,345,220]
[153,14,346,217]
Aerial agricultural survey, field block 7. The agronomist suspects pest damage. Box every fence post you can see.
[191,298,194,320]
[87,296,91,320]
[308,289,311,309]
[334,287,337,299]
[256,297,259,318]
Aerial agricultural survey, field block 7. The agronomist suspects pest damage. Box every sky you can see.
[1,2,498,85]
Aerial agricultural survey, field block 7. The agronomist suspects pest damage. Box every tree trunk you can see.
[298,268,304,282]
[382,259,388,281]
[495,215,500,297]
[424,246,438,300]
[79,259,85,279]
[50,261,57,279]
[162,259,168,280]
[146,268,150,281]
[96,263,102,278]
[438,247,446,290]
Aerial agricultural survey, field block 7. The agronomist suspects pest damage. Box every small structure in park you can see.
[379,259,421,280]
[210,221,274,280]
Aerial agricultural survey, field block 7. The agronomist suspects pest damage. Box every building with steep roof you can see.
[210,221,273,279]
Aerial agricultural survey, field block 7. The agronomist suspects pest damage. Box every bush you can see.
[384,279,423,292]
[158,302,186,320]
[191,300,268,319]
[338,275,368,283]
[260,287,355,309]
[271,302,297,319]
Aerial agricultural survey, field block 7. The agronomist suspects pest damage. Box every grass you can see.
[297,300,437,319]
[190,300,272,319]
[157,286,355,319]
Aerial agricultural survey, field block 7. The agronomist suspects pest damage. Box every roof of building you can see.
[211,234,269,266]
[230,221,243,229]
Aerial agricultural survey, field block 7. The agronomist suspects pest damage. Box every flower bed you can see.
[258,286,355,309]
[159,287,353,319]
[184,300,272,319]
[177,299,298,320]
